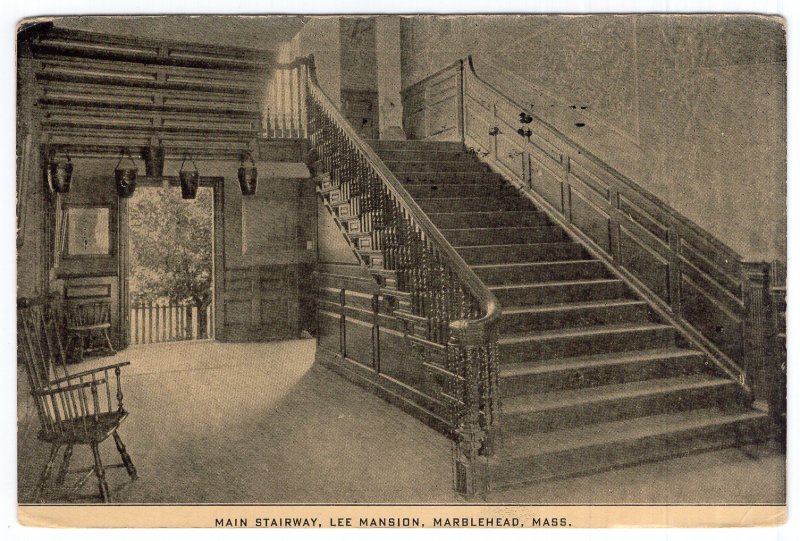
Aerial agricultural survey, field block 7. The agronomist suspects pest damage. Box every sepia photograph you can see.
[12,6,789,529]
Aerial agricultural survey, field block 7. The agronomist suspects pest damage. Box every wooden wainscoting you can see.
[401,61,463,142]
[315,262,453,435]
[222,264,302,342]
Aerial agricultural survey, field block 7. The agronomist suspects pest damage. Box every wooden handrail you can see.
[305,55,501,337]
[463,54,755,388]
[465,55,743,262]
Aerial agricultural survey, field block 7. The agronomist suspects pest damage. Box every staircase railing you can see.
[301,55,501,497]
[460,54,754,390]
[264,58,309,139]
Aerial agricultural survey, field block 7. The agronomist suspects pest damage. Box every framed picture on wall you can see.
[62,205,112,258]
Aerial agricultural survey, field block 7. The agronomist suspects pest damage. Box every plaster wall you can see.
[399,15,786,261]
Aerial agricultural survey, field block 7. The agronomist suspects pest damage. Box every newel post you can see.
[449,320,489,499]
[741,262,771,405]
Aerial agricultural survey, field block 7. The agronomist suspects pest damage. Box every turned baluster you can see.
[409,230,423,315]
[420,244,432,339]
[115,366,124,412]
[397,214,411,291]
[433,253,448,345]
[384,196,397,270]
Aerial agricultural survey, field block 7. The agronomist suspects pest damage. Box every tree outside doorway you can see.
[129,186,213,340]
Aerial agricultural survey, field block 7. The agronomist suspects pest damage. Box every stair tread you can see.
[489,278,622,290]
[472,259,599,269]
[441,226,558,233]
[497,407,767,460]
[419,196,522,201]
[406,183,499,187]
[498,322,672,345]
[430,210,544,216]
[503,298,647,315]
[387,160,481,165]
[456,241,577,249]
[500,347,702,378]
[503,374,733,415]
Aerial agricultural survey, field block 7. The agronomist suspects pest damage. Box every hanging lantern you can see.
[143,139,165,177]
[114,148,138,198]
[238,151,258,196]
[46,150,73,193]
[179,153,200,199]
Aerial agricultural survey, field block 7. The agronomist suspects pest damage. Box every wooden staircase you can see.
[362,139,770,489]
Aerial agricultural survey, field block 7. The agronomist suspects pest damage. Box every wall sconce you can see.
[143,138,165,177]
[519,112,533,124]
[238,151,258,196]
[517,127,532,139]
[179,153,200,199]
[47,150,73,193]
[115,148,138,198]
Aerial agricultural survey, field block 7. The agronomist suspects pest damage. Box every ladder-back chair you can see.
[17,296,137,503]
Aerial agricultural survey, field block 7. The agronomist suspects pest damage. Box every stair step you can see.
[372,148,473,162]
[490,407,769,488]
[394,171,504,185]
[366,139,464,151]
[473,260,610,285]
[489,278,627,305]
[500,298,650,332]
[501,374,738,434]
[498,322,675,361]
[384,160,489,173]
[500,347,706,396]
[442,226,567,246]
[429,211,551,229]
[405,183,512,199]
[457,242,586,264]
[417,196,532,213]
[336,216,362,233]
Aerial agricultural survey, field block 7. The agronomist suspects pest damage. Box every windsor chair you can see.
[64,298,115,363]
[17,296,137,503]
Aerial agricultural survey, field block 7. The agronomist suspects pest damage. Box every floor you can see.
[17,339,785,504]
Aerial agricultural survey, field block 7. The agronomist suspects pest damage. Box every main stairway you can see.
[362,139,770,490]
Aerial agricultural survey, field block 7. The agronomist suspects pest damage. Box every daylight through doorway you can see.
[127,186,214,345]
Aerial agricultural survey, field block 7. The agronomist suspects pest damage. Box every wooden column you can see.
[117,197,130,349]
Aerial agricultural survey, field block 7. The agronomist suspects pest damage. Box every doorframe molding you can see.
[117,178,224,347]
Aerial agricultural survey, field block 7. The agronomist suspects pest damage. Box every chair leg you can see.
[64,334,75,362]
[77,333,85,363]
[113,431,138,480]
[35,444,61,503]
[90,443,110,503]
[55,445,73,486]
[103,328,116,353]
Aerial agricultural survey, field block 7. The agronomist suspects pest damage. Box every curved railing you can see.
[299,55,500,494]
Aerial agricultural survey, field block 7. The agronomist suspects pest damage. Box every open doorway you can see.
[126,186,215,345]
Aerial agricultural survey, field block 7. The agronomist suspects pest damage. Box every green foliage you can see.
[129,187,213,309]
